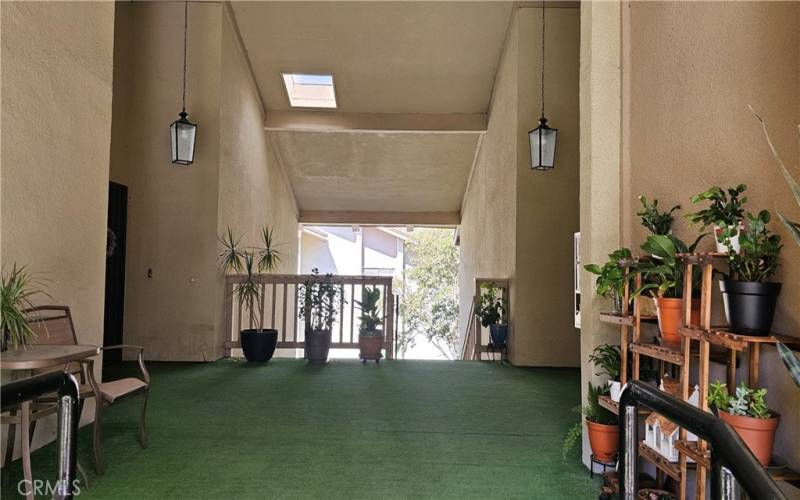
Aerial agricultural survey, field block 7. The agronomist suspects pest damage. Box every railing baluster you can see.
[350,283,356,343]
[293,284,299,343]
[282,283,288,338]
[271,282,277,331]
[339,284,344,344]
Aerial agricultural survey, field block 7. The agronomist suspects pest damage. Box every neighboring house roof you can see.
[377,226,412,241]
[646,412,679,435]
[302,226,328,241]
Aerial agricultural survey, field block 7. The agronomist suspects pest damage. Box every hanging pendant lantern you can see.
[529,0,557,171]
[171,1,197,165]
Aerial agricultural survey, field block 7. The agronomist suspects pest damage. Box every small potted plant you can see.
[1,264,48,351]
[719,210,782,335]
[475,283,507,346]
[356,286,383,364]
[686,184,747,253]
[219,227,282,363]
[562,382,619,462]
[636,234,705,347]
[637,196,680,235]
[590,344,622,402]
[298,268,343,365]
[708,381,780,466]
[584,248,633,314]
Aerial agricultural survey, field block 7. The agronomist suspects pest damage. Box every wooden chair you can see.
[23,306,150,475]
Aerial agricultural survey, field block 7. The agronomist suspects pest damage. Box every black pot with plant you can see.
[685,184,747,253]
[356,286,384,364]
[475,283,507,346]
[219,226,282,363]
[720,210,782,335]
[637,196,680,236]
[299,268,343,364]
[584,248,633,314]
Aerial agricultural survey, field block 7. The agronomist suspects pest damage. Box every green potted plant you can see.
[686,184,747,253]
[719,210,782,335]
[636,234,705,347]
[219,226,282,363]
[298,268,343,364]
[562,382,619,462]
[590,344,622,402]
[1,264,48,351]
[584,247,633,314]
[708,381,779,466]
[637,196,680,235]
[356,286,383,364]
[475,283,507,346]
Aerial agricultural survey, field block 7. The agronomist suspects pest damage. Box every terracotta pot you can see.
[358,330,384,363]
[719,411,780,466]
[586,419,618,462]
[655,297,700,347]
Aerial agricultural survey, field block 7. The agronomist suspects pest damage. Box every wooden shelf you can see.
[599,312,658,326]
[598,395,618,414]
[676,440,800,482]
[639,442,682,481]
[680,326,800,352]
[630,342,684,365]
[675,252,727,265]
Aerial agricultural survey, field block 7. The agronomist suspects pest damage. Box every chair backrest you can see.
[24,306,79,346]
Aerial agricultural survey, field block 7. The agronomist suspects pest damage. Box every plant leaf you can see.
[776,342,800,389]
[777,211,800,247]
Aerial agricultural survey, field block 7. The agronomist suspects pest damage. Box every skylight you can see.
[281,73,337,108]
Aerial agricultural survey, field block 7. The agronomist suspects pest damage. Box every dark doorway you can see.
[103,182,128,367]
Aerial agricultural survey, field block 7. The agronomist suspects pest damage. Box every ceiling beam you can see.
[299,211,460,226]
[264,110,487,134]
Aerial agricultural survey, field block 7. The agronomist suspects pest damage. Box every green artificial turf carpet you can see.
[2,359,599,499]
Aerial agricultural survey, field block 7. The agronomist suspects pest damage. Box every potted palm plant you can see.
[708,381,779,466]
[719,210,782,335]
[584,247,633,314]
[475,283,507,346]
[1,264,48,351]
[298,268,342,365]
[590,344,622,402]
[636,234,705,347]
[218,226,282,363]
[686,184,747,253]
[356,286,383,364]
[637,196,680,235]
[562,382,619,462]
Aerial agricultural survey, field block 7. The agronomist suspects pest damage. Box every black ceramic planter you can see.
[719,280,782,335]
[489,324,508,346]
[240,329,278,363]
[305,329,332,364]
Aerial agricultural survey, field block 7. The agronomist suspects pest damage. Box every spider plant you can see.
[1,264,49,349]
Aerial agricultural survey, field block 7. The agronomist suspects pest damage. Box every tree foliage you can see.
[398,229,460,359]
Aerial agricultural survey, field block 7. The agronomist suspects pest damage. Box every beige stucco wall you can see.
[1,0,115,457]
[459,6,580,367]
[110,3,299,361]
[581,0,800,470]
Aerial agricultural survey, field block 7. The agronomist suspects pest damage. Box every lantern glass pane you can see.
[171,120,197,165]
[529,126,557,170]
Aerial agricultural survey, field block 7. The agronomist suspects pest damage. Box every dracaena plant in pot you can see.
[584,247,633,315]
[356,286,384,364]
[686,184,748,254]
[298,268,343,365]
[719,210,782,335]
[219,227,282,363]
[708,381,779,466]
[590,344,622,402]
[636,234,705,347]
[475,283,507,346]
[562,382,619,462]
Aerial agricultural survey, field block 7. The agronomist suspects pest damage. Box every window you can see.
[281,73,337,108]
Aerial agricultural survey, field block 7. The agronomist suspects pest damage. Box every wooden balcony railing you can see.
[460,278,510,360]
[222,274,395,359]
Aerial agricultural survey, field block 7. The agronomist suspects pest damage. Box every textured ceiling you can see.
[231,1,513,114]
[270,131,480,212]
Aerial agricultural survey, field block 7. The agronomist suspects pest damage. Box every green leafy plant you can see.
[562,382,618,460]
[686,185,747,248]
[562,406,583,460]
[356,286,383,334]
[724,210,782,282]
[1,264,49,349]
[708,381,771,419]
[298,268,343,332]
[750,106,800,247]
[635,234,705,298]
[584,248,633,310]
[776,342,800,389]
[475,283,506,327]
[218,226,282,330]
[638,196,680,235]
[589,344,622,382]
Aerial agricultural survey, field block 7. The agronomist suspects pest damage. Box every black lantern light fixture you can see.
[170,1,197,165]
[529,0,557,171]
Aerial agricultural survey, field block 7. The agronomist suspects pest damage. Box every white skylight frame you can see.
[281,73,337,109]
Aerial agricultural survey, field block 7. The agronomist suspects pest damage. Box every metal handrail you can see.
[619,380,785,500]
[2,372,81,500]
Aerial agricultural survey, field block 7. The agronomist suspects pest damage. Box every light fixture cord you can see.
[182,1,188,113]
[540,0,546,118]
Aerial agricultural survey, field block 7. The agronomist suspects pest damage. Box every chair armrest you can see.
[100,344,144,352]
[100,345,150,386]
